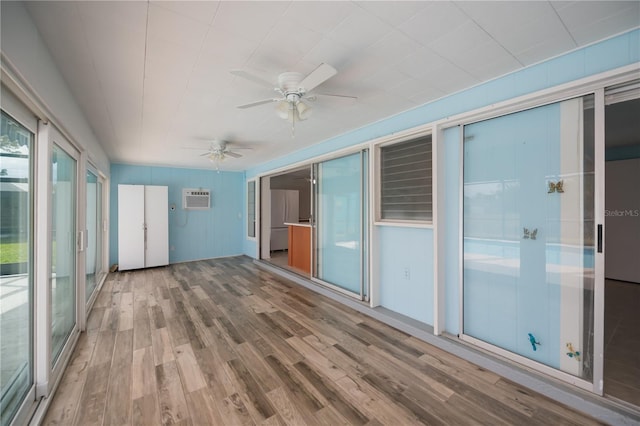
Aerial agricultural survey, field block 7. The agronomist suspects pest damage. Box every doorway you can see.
[260,166,312,277]
[603,83,640,407]
[258,150,370,300]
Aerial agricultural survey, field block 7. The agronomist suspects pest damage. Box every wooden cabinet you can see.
[287,224,311,274]
[118,184,168,270]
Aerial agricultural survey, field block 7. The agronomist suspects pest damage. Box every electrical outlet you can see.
[403,267,410,280]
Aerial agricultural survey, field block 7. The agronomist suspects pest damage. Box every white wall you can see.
[605,158,640,283]
[1,1,110,174]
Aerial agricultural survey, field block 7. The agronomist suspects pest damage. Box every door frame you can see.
[253,145,371,300]
[311,150,369,300]
[600,81,640,401]
[35,123,82,398]
[84,163,107,316]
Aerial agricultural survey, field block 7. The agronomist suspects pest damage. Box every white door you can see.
[145,185,169,268]
[118,184,145,270]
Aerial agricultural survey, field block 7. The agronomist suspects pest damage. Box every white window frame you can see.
[84,163,107,316]
[247,178,257,240]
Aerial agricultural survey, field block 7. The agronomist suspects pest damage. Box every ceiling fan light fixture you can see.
[276,100,290,119]
[283,108,295,123]
[296,101,312,120]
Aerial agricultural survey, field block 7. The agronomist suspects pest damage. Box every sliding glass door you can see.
[462,95,596,384]
[313,151,368,298]
[0,110,34,426]
[50,141,78,366]
[85,169,103,304]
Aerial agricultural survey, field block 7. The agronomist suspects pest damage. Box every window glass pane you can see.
[315,152,363,294]
[463,95,595,381]
[247,181,256,238]
[96,181,103,283]
[380,135,432,221]
[51,144,76,365]
[0,111,33,426]
[86,171,97,301]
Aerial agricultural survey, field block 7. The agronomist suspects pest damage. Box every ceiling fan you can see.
[199,139,251,169]
[231,63,356,135]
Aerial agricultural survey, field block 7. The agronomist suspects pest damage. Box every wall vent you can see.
[183,188,210,210]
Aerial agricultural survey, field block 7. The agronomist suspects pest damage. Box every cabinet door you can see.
[145,185,169,267]
[118,184,145,270]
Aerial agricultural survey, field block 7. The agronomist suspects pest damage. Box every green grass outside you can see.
[0,242,28,264]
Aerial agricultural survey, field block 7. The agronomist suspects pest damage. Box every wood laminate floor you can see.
[43,256,604,426]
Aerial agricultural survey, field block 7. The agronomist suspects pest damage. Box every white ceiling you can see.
[25,1,640,171]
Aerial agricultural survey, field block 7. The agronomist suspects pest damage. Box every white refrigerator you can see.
[270,189,299,251]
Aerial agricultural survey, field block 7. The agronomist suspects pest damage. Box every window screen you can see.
[380,135,432,221]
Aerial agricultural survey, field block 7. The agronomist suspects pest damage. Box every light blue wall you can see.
[110,164,244,266]
[378,226,434,325]
[242,29,639,328]
[243,237,258,259]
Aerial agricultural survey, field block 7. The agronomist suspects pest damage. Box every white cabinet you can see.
[118,184,169,270]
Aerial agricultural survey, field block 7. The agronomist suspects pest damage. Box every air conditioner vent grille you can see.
[183,188,211,210]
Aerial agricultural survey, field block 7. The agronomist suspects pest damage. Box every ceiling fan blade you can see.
[299,63,337,92]
[230,69,274,88]
[237,98,278,109]
[199,152,212,156]
[224,151,243,159]
[314,93,357,100]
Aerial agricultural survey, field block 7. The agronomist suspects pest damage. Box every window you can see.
[247,180,256,238]
[379,134,432,222]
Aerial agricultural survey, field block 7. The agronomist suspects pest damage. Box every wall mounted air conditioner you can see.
[183,188,211,210]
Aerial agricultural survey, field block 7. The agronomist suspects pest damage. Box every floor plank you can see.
[44,257,606,426]
[104,329,133,425]
[155,361,190,425]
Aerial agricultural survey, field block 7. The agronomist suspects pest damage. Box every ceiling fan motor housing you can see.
[278,72,304,93]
